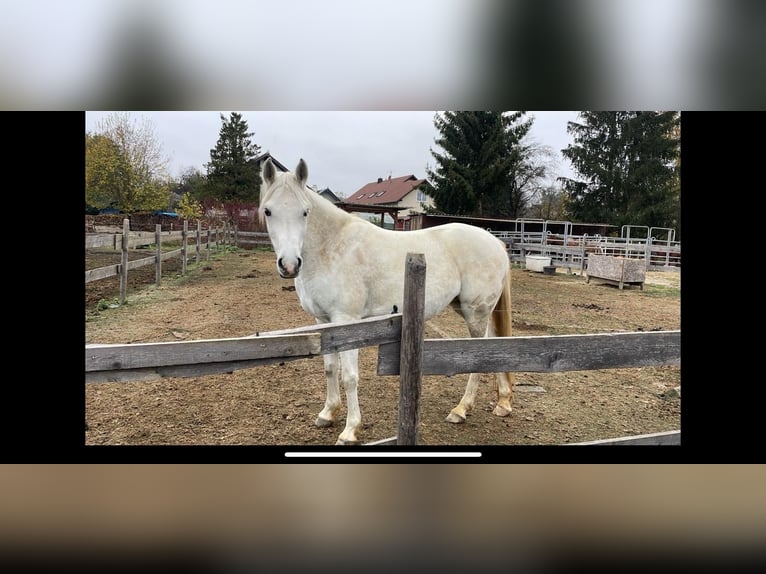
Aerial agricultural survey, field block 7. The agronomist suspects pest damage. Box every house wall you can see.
[396,189,434,216]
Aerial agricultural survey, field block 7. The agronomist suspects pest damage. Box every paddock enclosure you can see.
[85,247,680,446]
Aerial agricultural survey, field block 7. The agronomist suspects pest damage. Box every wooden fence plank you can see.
[250,313,403,355]
[365,430,681,446]
[85,265,120,283]
[86,333,322,372]
[569,430,681,445]
[86,314,402,383]
[377,330,680,376]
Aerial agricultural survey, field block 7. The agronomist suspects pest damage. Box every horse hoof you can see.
[315,416,335,428]
[493,404,512,417]
[445,411,466,424]
[335,438,360,446]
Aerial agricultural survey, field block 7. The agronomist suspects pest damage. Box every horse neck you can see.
[303,195,355,257]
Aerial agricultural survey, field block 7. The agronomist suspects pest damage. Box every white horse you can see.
[259,158,515,445]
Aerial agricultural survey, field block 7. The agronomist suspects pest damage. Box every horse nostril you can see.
[296,257,303,269]
[278,257,285,270]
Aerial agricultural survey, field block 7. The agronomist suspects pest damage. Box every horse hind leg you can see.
[445,307,491,424]
[445,298,514,423]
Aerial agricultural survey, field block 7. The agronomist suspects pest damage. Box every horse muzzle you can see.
[277,256,302,278]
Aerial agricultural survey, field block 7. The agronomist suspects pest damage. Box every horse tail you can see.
[491,267,512,338]
[491,267,516,403]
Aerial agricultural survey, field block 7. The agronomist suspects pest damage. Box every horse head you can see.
[259,158,311,278]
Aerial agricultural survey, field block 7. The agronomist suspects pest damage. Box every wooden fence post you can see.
[182,220,188,275]
[206,226,211,261]
[119,218,129,304]
[397,253,426,446]
[155,224,162,287]
[196,221,201,265]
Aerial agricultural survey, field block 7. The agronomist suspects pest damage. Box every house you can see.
[250,151,289,173]
[253,153,338,203]
[316,187,341,203]
[345,174,434,226]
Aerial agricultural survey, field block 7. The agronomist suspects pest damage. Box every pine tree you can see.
[560,111,680,231]
[428,111,536,217]
[205,112,262,201]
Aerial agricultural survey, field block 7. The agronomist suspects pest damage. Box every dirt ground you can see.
[85,245,680,446]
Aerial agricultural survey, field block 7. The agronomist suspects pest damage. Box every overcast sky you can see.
[85,111,579,196]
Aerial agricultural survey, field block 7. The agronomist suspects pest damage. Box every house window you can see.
[376,191,386,197]
[417,189,429,202]
[357,194,366,199]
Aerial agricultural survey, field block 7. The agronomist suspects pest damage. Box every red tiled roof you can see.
[347,174,427,206]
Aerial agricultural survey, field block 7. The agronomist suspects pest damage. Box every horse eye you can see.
[264,208,271,217]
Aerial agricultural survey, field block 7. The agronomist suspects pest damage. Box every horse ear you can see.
[263,158,276,185]
[295,158,308,186]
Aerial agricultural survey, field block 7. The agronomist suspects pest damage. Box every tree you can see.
[205,112,261,202]
[528,183,569,220]
[428,111,542,218]
[86,112,172,211]
[176,193,203,221]
[504,117,557,217]
[174,167,210,200]
[560,111,680,230]
[85,132,130,210]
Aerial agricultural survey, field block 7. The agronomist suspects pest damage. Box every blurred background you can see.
[1,0,764,109]
[1,464,765,571]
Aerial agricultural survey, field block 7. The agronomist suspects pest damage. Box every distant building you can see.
[346,174,434,221]
[250,151,289,173]
[316,187,341,203]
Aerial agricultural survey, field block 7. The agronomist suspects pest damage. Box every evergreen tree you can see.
[560,111,680,230]
[205,112,262,201]
[428,111,536,217]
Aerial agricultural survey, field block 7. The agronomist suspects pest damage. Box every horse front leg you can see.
[316,352,341,428]
[336,348,361,445]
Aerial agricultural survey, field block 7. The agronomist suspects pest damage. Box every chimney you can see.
[377,177,383,183]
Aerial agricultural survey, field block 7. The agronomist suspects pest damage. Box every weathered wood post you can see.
[182,219,188,275]
[196,221,201,265]
[205,226,211,261]
[397,253,426,446]
[119,218,130,304]
[155,224,162,287]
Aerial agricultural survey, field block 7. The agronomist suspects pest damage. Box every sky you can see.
[85,111,579,196]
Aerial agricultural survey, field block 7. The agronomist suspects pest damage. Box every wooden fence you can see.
[86,219,239,304]
[85,252,680,447]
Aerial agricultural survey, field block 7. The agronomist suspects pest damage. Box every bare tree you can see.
[93,112,171,210]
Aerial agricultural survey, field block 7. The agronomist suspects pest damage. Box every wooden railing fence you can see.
[86,219,239,304]
[85,252,681,446]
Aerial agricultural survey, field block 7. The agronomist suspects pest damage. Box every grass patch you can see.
[642,283,680,298]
